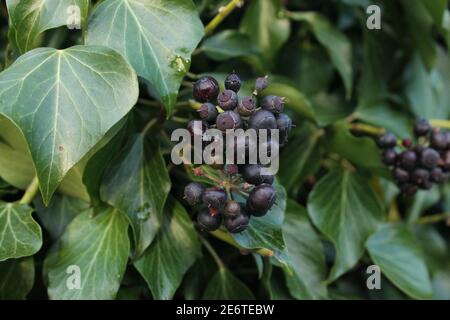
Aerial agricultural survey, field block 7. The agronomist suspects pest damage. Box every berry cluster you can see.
[377,119,450,196]
[183,73,293,233]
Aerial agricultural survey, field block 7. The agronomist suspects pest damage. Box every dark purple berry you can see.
[420,148,440,169]
[242,164,274,185]
[197,208,222,231]
[254,76,269,94]
[443,150,450,170]
[202,188,227,208]
[261,95,284,114]
[224,73,241,93]
[248,110,277,131]
[217,90,238,110]
[393,168,410,184]
[184,182,205,206]
[382,149,397,166]
[430,167,444,183]
[400,183,418,197]
[377,132,397,149]
[246,184,276,217]
[193,76,220,102]
[398,150,417,170]
[216,111,242,131]
[402,138,412,148]
[198,103,218,123]
[224,213,249,233]
[414,119,431,137]
[224,200,241,218]
[411,168,430,186]
[236,96,256,116]
[430,130,447,149]
[276,113,292,145]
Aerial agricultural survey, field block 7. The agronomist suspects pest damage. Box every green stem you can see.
[430,119,450,129]
[141,118,158,136]
[138,98,161,108]
[204,0,244,35]
[19,176,39,205]
[349,122,385,135]
[416,212,450,224]
[200,236,225,270]
[210,229,275,257]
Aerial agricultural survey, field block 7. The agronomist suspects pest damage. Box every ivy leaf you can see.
[0,257,35,299]
[134,198,201,300]
[283,200,327,299]
[202,30,260,61]
[307,170,385,281]
[85,0,204,114]
[289,12,353,98]
[202,269,255,300]
[45,206,130,300]
[0,46,139,204]
[240,0,290,63]
[231,180,289,268]
[366,224,433,299]
[100,134,171,257]
[34,194,89,239]
[0,202,42,261]
[6,0,90,54]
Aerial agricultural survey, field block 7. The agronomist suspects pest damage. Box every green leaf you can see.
[325,121,390,177]
[366,224,432,299]
[134,198,201,300]
[101,134,171,257]
[45,206,130,300]
[6,0,90,53]
[202,30,260,60]
[283,200,327,299]
[311,93,353,127]
[0,202,42,261]
[85,0,204,114]
[240,0,290,62]
[34,194,89,239]
[307,170,385,281]
[0,257,35,299]
[289,12,352,98]
[231,180,289,268]
[202,269,255,300]
[0,46,139,204]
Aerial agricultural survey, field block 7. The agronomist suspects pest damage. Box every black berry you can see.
[216,111,242,131]
[276,113,292,145]
[217,90,238,110]
[261,95,284,114]
[224,213,249,233]
[414,119,431,137]
[198,103,218,123]
[430,130,447,149]
[224,200,241,217]
[248,110,277,131]
[377,132,397,149]
[398,150,417,171]
[393,168,410,184]
[246,184,276,217]
[197,208,222,231]
[420,148,440,169]
[224,73,241,93]
[202,188,227,208]
[236,96,256,116]
[184,182,205,206]
[411,168,430,186]
[193,76,219,102]
[430,167,444,183]
[242,164,274,185]
[254,76,269,94]
[382,149,397,166]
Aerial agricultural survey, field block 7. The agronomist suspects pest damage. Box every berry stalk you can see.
[200,236,226,270]
[204,0,244,35]
[18,176,39,205]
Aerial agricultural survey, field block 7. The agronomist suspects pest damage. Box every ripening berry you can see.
[248,110,277,131]
[193,76,220,102]
[246,184,276,217]
[242,164,274,185]
[224,200,241,218]
[202,188,227,208]
[236,96,256,116]
[377,132,397,149]
[414,119,431,137]
[261,95,284,114]
[197,208,222,231]
[198,103,218,123]
[254,76,269,94]
[224,213,249,233]
[224,73,241,93]
[216,111,242,131]
[184,182,205,206]
[217,90,238,110]
[420,148,440,169]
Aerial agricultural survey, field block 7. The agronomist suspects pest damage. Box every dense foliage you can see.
[0,0,449,300]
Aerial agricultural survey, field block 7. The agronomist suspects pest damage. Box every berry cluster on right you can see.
[377,119,450,196]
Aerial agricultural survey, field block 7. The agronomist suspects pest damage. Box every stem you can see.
[138,98,161,108]
[349,122,385,136]
[141,118,158,136]
[430,119,450,130]
[19,176,39,205]
[204,0,244,35]
[200,236,225,270]
[210,229,275,257]
[416,212,450,224]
